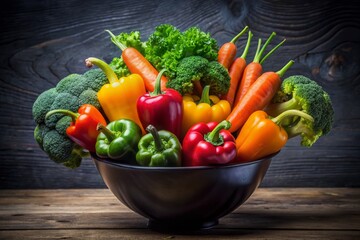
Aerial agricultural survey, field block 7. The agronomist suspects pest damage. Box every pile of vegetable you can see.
[32,24,334,168]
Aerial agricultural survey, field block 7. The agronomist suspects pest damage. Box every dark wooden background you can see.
[1,0,359,189]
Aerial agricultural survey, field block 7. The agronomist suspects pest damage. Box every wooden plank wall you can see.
[0,0,359,188]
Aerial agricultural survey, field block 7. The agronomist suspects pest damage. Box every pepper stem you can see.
[271,109,314,126]
[85,57,118,84]
[97,123,116,142]
[150,69,167,96]
[146,125,163,151]
[205,120,231,146]
[45,109,79,123]
[230,26,249,43]
[198,85,211,105]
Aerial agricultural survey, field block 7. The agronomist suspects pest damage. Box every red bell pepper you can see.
[182,120,237,166]
[137,69,183,139]
[45,104,107,152]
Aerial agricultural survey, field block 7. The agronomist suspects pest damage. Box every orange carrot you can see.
[106,30,167,92]
[222,31,253,107]
[234,32,286,105]
[218,26,249,69]
[227,60,294,133]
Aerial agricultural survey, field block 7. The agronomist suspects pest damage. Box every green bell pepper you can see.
[96,119,142,161]
[136,125,182,167]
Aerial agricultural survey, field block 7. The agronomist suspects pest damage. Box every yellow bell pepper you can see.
[85,57,146,132]
[182,85,231,138]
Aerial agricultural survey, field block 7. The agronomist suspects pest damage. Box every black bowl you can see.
[92,153,276,231]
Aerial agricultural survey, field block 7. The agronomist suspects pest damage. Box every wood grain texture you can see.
[0,0,359,188]
[0,188,359,239]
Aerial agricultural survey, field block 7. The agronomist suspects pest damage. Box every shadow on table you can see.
[150,209,355,235]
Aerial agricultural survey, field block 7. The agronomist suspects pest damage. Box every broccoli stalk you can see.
[265,75,334,147]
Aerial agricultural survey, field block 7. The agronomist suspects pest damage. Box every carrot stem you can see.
[260,38,286,65]
[276,60,295,77]
[240,31,253,59]
[106,30,127,51]
[253,32,276,63]
[230,26,249,43]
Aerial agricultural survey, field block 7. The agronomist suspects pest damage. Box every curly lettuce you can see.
[108,24,219,79]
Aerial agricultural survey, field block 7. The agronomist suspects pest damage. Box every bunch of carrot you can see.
[218,26,294,133]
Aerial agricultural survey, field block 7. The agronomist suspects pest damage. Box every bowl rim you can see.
[91,151,279,171]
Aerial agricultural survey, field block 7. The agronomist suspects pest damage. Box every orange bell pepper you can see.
[85,57,146,132]
[182,85,231,138]
[235,110,314,163]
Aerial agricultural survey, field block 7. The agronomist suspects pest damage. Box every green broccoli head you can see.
[32,88,58,124]
[82,68,109,92]
[167,56,208,95]
[266,75,334,147]
[201,61,231,96]
[56,74,88,97]
[32,67,109,168]
[42,129,75,163]
[78,89,102,110]
[166,56,230,96]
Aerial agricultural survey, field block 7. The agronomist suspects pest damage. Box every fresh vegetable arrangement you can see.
[32,24,334,168]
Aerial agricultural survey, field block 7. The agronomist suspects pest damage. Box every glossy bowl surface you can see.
[92,153,276,230]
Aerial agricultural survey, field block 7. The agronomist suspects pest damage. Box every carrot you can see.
[227,60,295,133]
[233,32,286,105]
[221,30,253,107]
[106,30,167,92]
[218,26,249,69]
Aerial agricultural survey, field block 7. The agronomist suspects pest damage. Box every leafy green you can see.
[109,24,219,79]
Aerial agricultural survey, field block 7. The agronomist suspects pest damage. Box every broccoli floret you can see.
[78,89,102,109]
[56,74,87,97]
[166,56,230,96]
[55,116,72,135]
[34,124,50,150]
[42,129,75,163]
[202,61,230,96]
[45,92,79,128]
[265,75,334,147]
[82,68,109,92]
[32,88,58,124]
[167,56,208,95]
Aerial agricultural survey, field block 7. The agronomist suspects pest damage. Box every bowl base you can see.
[147,219,219,232]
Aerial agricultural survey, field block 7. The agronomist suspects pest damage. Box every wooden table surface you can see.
[0,188,359,239]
